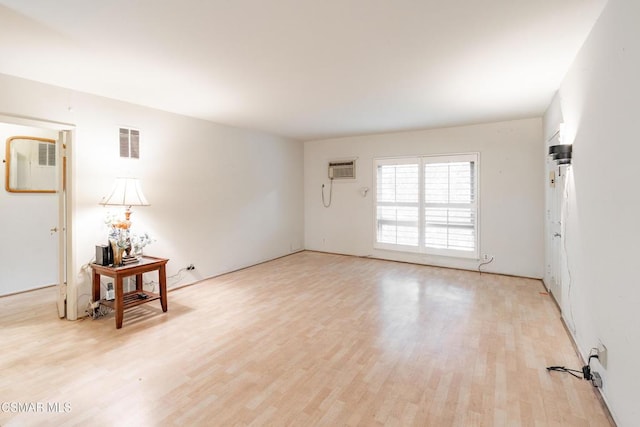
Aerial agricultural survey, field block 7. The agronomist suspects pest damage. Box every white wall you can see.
[0,123,58,295]
[0,72,304,316]
[543,0,640,424]
[304,118,544,278]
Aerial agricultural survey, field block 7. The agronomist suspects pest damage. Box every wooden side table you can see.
[91,256,169,329]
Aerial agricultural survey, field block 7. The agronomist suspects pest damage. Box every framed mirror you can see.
[4,136,57,193]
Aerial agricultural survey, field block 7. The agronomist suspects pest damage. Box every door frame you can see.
[544,128,571,317]
[547,159,565,306]
[57,130,72,318]
[0,114,75,319]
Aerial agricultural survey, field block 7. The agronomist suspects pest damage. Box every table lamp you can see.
[99,177,150,224]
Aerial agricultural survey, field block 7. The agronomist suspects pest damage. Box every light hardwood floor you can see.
[0,252,613,426]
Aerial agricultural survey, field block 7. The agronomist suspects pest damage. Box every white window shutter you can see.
[375,153,479,259]
[375,159,420,250]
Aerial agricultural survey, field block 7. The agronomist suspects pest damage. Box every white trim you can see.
[0,113,74,130]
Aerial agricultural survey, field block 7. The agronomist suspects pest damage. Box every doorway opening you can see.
[0,115,73,318]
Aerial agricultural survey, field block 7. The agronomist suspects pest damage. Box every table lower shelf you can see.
[100,290,161,310]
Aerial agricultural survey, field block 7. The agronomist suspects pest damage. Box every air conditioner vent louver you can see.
[329,160,356,179]
[119,128,140,159]
[38,142,55,166]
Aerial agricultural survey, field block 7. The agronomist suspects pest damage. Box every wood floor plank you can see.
[0,251,613,426]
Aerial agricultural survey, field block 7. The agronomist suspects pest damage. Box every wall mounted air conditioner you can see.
[328,160,356,179]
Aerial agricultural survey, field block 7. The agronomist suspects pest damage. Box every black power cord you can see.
[546,350,600,384]
[582,352,600,381]
[546,366,583,379]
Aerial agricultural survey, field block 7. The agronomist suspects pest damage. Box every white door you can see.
[0,117,73,316]
[548,160,564,306]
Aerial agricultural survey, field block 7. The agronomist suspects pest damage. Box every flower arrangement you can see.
[130,232,153,256]
[104,213,154,262]
[105,214,130,249]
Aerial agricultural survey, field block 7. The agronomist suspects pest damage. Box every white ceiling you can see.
[0,0,606,141]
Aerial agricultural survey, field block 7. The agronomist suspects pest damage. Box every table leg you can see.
[136,273,143,292]
[159,264,168,312]
[115,276,124,329]
[92,270,101,302]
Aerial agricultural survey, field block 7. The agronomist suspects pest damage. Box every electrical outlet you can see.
[187,264,195,271]
[597,341,608,369]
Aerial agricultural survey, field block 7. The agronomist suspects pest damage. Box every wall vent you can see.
[328,160,356,179]
[38,143,55,166]
[119,128,140,159]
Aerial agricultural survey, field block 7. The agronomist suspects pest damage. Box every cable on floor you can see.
[546,366,583,379]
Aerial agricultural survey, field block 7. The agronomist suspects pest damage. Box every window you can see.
[376,158,420,249]
[375,153,479,258]
[119,128,140,159]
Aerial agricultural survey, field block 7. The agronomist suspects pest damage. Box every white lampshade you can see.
[100,177,150,207]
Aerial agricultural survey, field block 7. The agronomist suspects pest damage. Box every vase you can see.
[110,240,124,266]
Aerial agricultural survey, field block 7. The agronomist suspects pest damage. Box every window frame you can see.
[373,152,480,259]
